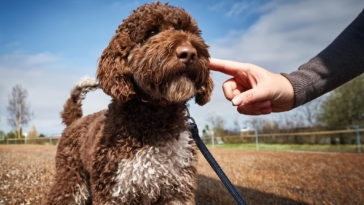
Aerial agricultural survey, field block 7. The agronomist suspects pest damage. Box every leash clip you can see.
[186,107,196,124]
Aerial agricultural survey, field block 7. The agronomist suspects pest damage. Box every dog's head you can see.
[97,2,213,106]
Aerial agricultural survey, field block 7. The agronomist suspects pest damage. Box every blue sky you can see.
[0,0,363,135]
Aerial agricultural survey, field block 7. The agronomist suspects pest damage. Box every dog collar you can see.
[141,98,169,107]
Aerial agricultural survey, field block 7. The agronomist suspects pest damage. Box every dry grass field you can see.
[0,145,363,205]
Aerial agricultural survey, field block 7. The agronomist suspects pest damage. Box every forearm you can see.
[283,9,364,108]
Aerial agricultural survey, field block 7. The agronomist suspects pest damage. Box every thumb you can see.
[231,88,267,106]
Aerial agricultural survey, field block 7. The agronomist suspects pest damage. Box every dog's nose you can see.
[176,43,197,64]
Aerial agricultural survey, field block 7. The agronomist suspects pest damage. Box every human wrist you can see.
[279,73,295,110]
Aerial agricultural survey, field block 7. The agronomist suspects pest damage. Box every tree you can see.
[0,130,4,140]
[317,74,364,128]
[244,116,280,133]
[206,113,225,136]
[6,131,16,139]
[295,97,323,127]
[27,124,38,139]
[7,85,34,139]
[233,118,240,132]
[244,113,306,133]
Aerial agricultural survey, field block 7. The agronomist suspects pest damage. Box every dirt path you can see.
[196,149,364,204]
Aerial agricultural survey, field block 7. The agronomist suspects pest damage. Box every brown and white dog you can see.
[43,2,213,205]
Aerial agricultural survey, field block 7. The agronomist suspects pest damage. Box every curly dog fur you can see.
[43,2,213,205]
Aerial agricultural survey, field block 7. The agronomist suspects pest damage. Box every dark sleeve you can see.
[281,9,364,108]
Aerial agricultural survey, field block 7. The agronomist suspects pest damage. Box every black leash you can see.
[187,114,248,205]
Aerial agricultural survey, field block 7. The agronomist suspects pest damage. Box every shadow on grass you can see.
[195,174,309,205]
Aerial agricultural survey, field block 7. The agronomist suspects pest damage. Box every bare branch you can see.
[206,113,226,136]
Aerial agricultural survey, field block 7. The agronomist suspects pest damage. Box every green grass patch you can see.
[206,143,360,152]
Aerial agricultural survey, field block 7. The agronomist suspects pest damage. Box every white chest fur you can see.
[110,131,196,204]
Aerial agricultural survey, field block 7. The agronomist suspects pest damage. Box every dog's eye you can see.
[146,29,158,38]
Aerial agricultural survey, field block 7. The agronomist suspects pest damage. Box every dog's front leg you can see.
[90,149,119,204]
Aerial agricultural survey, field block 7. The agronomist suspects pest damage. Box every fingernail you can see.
[232,96,242,105]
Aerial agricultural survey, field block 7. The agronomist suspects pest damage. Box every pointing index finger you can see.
[210,58,249,76]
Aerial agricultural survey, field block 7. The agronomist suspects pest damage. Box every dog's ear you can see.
[195,75,214,105]
[97,31,136,102]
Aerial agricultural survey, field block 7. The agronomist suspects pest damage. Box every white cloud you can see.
[210,0,364,73]
[208,2,226,12]
[226,2,250,17]
[0,52,111,135]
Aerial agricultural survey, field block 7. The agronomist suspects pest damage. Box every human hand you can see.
[210,58,294,115]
